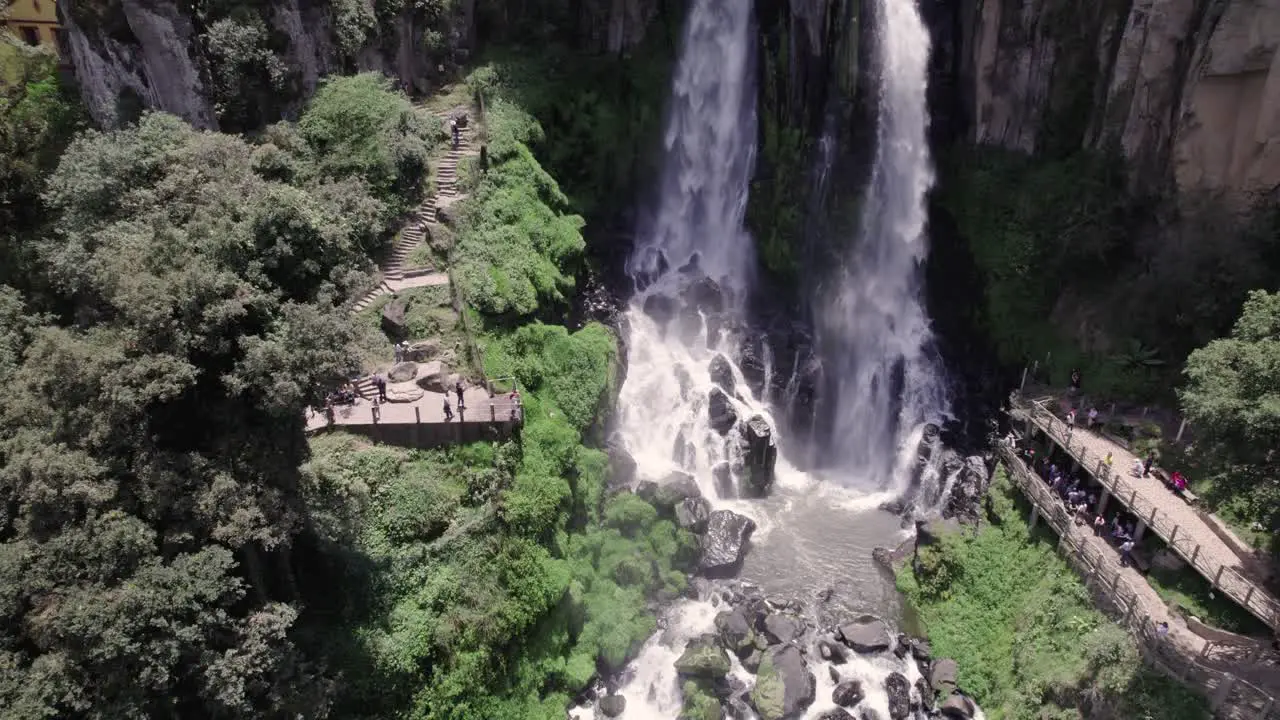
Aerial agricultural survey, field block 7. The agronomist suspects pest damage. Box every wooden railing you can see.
[999,446,1278,718]
[1010,393,1280,631]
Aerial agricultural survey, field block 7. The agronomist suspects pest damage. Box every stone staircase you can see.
[348,107,477,315]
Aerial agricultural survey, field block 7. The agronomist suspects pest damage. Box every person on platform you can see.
[443,398,454,422]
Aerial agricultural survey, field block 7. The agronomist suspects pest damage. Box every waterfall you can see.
[816,0,949,491]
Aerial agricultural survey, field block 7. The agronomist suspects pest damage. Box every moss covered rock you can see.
[675,634,732,680]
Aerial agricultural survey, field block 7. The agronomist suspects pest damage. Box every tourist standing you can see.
[1120,539,1136,567]
[455,380,465,409]
[443,398,453,422]
[1143,450,1157,478]
[1087,407,1099,430]
[374,374,387,403]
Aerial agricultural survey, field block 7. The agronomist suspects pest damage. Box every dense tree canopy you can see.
[1179,291,1280,533]
[0,72,436,718]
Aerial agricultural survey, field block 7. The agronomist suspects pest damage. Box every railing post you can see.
[1214,565,1225,590]
[1191,544,1201,566]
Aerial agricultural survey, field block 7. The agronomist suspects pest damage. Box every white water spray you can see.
[817,0,949,491]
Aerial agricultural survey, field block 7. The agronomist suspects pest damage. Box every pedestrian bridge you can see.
[1009,393,1280,632]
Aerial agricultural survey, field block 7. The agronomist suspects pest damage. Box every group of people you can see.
[1028,448,1144,569]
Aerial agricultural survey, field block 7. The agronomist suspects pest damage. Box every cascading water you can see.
[570,1,986,718]
[816,0,950,495]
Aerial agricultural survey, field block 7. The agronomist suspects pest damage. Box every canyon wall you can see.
[958,0,1280,200]
[58,0,662,130]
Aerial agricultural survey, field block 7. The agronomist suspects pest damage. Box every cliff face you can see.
[958,0,1280,200]
[59,0,659,130]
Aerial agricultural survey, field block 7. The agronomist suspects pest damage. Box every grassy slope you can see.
[898,467,1209,720]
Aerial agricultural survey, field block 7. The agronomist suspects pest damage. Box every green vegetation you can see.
[943,145,1280,402]
[1145,562,1269,636]
[454,68,587,317]
[1177,291,1280,549]
[898,467,1210,719]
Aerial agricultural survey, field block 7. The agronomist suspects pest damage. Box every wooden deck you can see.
[1010,392,1280,633]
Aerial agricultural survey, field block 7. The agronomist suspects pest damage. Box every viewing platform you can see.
[998,445,1279,718]
[1008,392,1280,632]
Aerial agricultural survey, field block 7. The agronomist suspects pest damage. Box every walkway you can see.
[306,385,521,433]
[350,107,480,314]
[999,446,1279,718]
[1009,392,1280,632]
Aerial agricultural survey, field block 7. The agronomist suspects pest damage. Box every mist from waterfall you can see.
[816,0,949,490]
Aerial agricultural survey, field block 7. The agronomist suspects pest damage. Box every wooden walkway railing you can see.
[999,446,1278,718]
[1010,393,1280,631]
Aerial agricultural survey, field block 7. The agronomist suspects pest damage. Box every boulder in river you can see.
[637,471,702,515]
[938,692,977,719]
[676,496,712,534]
[715,608,756,657]
[915,678,933,711]
[741,648,763,674]
[930,657,958,694]
[642,293,678,326]
[749,645,815,720]
[818,638,847,664]
[599,693,626,717]
[709,353,735,393]
[884,672,911,719]
[699,510,756,578]
[832,680,864,707]
[675,634,732,680]
[816,710,854,720]
[742,415,777,496]
[837,616,891,653]
[709,387,738,435]
[762,613,801,644]
[682,275,725,314]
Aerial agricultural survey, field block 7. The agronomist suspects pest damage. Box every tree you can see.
[1181,290,1280,467]
[0,112,384,718]
[1179,290,1280,536]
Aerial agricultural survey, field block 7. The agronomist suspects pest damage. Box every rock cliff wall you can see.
[59,0,660,130]
[958,0,1280,200]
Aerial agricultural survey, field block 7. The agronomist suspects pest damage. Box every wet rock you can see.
[607,440,637,487]
[938,692,977,719]
[762,614,801,644]
[911,637,932,662]
[741,648,763,673]
[709,387,739,435]
[715,608,756,657]
[742,415,777,496]
[676,497,712,534]
[837,616,891,653]
[675,365,694,399]
[816,711,855,720]
[712,462,735,498]
[387,361,418,383]
[858,709,884,720]
[414,360,451,392]
[709,353,735,393]
[599,693,626,717]
[673,428,696,468]
[381,298,408,338]
[828,665,839,684]
[749,645,815,720]
[930,658,958,693]
[675,634,732,680]
[699,511,756,578]
[737,336,767,396]
[818,638,847,664]
[884,672,911,720]
[637,471,701,515]
[893,633,910,659]
[642,294,678,325]
[682,275,725,314]
[832,680,864,707]
[915,678,933,711]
